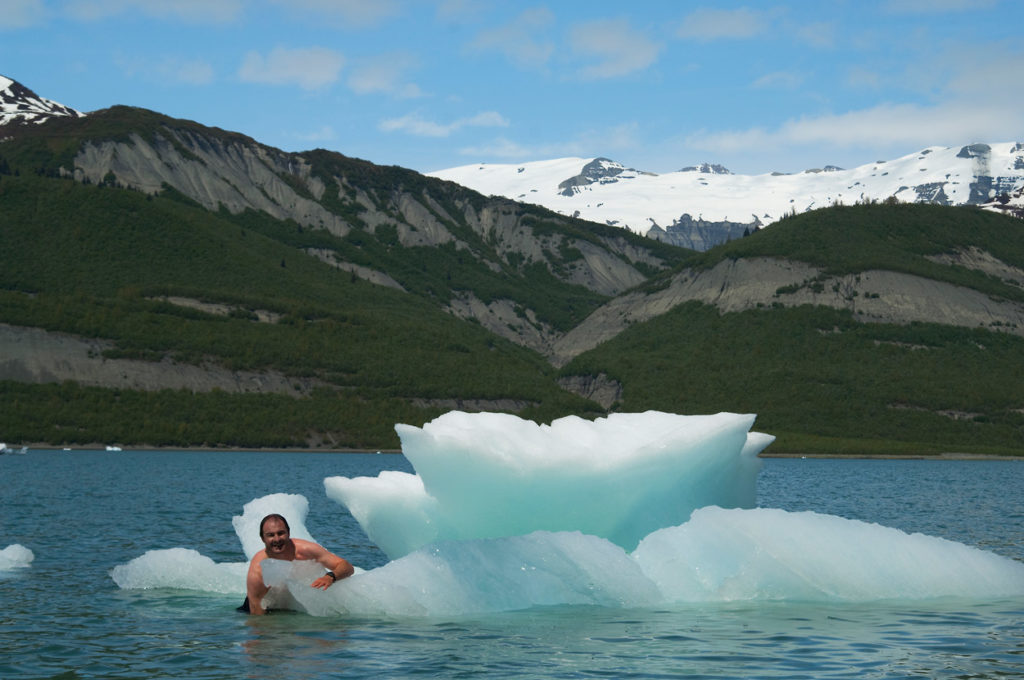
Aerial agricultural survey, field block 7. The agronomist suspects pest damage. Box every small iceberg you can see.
[0,544,34,570]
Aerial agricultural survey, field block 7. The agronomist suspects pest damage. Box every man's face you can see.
[261,517,291,556]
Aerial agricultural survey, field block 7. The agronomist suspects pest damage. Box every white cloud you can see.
[458,123,642,162]
[457,136,536,160]
[942,43,1024,101]
[63,0,242,23]
[161,57,214,85]
[238,47,344,91]
[0,0,47,29]
[348,54,423,98]
[295,125,338,142]
[752,71,803,90]
[795,21,837,49]
[686,100,1024,158]
[884,0,998,13]
[267,0,399,27]
[114,53,214,86]
[685,37,1024,171]
[676,7,767,41]
[436,0,488,23]
[569,19,661,80]
[845,66,882,90]
[379,111,509,138]
[467,8,555,68]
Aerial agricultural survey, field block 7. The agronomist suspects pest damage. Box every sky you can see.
[1,0,1022,176]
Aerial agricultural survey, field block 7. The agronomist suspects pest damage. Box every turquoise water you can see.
[2,451,1023,679]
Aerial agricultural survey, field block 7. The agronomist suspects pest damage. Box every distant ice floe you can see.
[111,410,1024,616]
[0,544,34,570]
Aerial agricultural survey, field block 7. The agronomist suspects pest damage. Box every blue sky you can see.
[2,0,1021,175]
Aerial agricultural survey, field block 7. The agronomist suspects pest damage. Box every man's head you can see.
[259,513,290,536]
[259,513,292,557]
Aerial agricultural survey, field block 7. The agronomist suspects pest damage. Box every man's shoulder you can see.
[292,538,326,556]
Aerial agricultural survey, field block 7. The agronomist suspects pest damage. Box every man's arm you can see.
[245,554,270,615]
[297,540,355,590]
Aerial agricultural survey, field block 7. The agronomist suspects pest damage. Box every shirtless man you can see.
[243,513,354,615]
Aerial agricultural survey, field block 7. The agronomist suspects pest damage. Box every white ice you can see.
[0,544,34,570]
[111,410,1024,615]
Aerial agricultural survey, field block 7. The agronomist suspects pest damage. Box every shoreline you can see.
[13,444,1021,460]
[18,444,405,454]
[760,452,1022,460]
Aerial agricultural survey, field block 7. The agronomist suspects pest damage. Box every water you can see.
[2,451,1023,679]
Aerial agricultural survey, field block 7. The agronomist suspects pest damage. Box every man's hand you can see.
[311,573,336,590]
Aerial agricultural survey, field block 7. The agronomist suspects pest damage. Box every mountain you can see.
[0,76,685,448]
[0,76,683,359]
[1,74,85,127]
[2,75,1024,456]
[429,144,1024,250]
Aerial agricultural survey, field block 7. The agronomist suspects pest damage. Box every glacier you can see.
[110,410,1024,616]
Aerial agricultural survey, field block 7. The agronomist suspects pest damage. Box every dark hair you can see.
[259,513,290,537]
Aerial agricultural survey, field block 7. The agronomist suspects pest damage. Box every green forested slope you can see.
[3,128,1024,454]
[566,204,1024,455]
[0,173,598,447]
[687,203,1024,302]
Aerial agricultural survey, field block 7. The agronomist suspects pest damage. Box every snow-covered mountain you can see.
[430,144,1024,250]
[0,74,85,127]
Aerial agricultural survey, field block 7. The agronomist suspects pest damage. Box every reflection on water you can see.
[1,451,1022,679]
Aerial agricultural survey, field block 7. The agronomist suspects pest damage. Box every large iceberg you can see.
[111,410,1024,616]
[325,411,772,558]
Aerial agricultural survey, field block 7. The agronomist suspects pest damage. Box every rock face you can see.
[0,324,317,396]
[70,131,352,237]
[679,163,732,174]
[66,117,660,304]
[557,157,631,196]
[550,251,1024,367]
[647,213,760,251]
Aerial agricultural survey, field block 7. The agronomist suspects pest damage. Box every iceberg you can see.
[325,411,772,558]
[0,544,34,571]
[111,410,1024,616]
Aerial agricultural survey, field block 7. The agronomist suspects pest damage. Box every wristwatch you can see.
[325,571,337,581]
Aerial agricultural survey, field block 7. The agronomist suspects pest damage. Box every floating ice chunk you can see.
[110,548,247,593]
[325,411,773,559]
[633,506,1024,602]
[0,544,34,570]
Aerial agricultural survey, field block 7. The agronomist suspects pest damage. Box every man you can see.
[242,513,354,615]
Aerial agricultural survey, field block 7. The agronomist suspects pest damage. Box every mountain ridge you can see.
[2,75,1024,454]
[430,144,1024,250]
